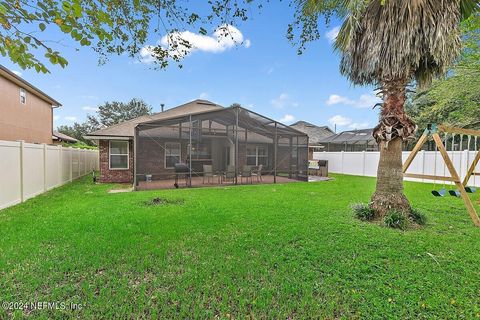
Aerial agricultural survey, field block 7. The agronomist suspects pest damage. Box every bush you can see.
[352,203,375,221]
[383,210,409,230]
[410,208,427,225]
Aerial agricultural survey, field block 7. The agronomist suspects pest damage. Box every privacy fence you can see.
[0,140,99,210]
[313,150,480,187]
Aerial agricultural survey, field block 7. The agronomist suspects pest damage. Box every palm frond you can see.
[460,0,480,19]
[339,0,465,88]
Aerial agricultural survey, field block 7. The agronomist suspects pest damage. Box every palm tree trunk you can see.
[370,138,410,218]
[370,79,416,218]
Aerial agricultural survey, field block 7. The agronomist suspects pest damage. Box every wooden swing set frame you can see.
[403,124,480,227]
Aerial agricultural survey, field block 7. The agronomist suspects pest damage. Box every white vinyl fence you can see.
[0,140,99,210]
[314,150,480,187]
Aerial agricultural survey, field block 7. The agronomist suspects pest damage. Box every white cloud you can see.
[278,114,296,124]
[326,94,349,105]
[325,26,340,42]
[65,116,77,121]
[140,24,250,63]
[326,93,381,109]
[11,70,22,77]
[266,67,275,75]
[348,122,370,129]
[53,115,60,122]
[82,106,99,112]
[270,93,299,109]
[329,115,352,127]
[199,92,209,99]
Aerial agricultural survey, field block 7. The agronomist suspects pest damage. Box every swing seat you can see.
[449,190,461,197]
[465,186,477,193]
[431,188,446,197]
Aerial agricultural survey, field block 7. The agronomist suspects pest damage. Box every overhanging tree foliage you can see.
[0,0,262,72]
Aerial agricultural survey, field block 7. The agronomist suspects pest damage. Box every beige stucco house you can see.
[0,65,61,144]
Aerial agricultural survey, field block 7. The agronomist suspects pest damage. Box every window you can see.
[187,142,211,160]
[247,145,268,166]
[165,142,181,168]
[109,141,129,169]
[20,88,26,105]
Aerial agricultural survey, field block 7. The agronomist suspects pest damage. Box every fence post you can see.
[19,140,25,203]
[462,149,468,181]
[58,145,62,186]
[341,151,344,174]
[84,149,87,175]
[70,148,73,182]
[362,151,366,176]
[43,143,47,192]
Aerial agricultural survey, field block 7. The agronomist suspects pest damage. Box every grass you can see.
[1,174,480,318]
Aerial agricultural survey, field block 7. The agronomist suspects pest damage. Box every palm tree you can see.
[299,0,479,218]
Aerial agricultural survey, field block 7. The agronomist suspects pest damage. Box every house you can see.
[0,65,61,144]
[290,121,334,159]
[52,131,78,144]
[85,99,309,186]
[317,128,378,151]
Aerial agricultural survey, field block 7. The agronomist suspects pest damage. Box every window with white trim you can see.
[165,142,181,169]
[109,140,129,169]
[20,88,27,105]
[246,145,268,166]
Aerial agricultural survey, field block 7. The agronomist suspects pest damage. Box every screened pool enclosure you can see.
[134,106,309,189]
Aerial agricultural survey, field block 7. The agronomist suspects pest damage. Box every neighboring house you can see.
[317,128,378,152]
[0,65,61,144]
[84,99,225,183]
[290,121,335,159]
[52,131,78,144]
[85,99,308,184]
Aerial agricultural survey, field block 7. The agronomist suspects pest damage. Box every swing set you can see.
[403,124,480,227]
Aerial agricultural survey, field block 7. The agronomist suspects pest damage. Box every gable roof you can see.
[317,128,375,144]
[0,65,61,107]
[85,99,224,139]
[53,131,78,143]
[290,121,334,145]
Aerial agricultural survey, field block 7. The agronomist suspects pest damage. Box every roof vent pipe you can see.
[161,103,165,112]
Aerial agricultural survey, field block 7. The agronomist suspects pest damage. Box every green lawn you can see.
[1,175,480,319]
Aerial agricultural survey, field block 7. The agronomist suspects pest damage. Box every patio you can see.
[136,174,301,190]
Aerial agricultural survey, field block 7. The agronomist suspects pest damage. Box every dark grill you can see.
[174,163,190,188]
[174,163,190,173]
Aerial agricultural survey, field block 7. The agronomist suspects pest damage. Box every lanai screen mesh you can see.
[134,106,308,187]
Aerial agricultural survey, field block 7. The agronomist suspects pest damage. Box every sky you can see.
[1,2,381,132]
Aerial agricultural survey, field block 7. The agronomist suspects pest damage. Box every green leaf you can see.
[39,23,46,31]
[60,24,72,33]
[80,38,91,46]
[62,1,71,11]
[0,4,7,15]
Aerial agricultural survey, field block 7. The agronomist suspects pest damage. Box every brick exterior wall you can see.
[99,139,134,183]
[136,139,189,180]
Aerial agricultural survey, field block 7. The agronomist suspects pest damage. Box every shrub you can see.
[383,210,409,230]
[352,203,375,221]
[410,208,427,225]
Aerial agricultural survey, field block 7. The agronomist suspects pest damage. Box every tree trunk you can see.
[370,79,416,219]
[370,138,411,218]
